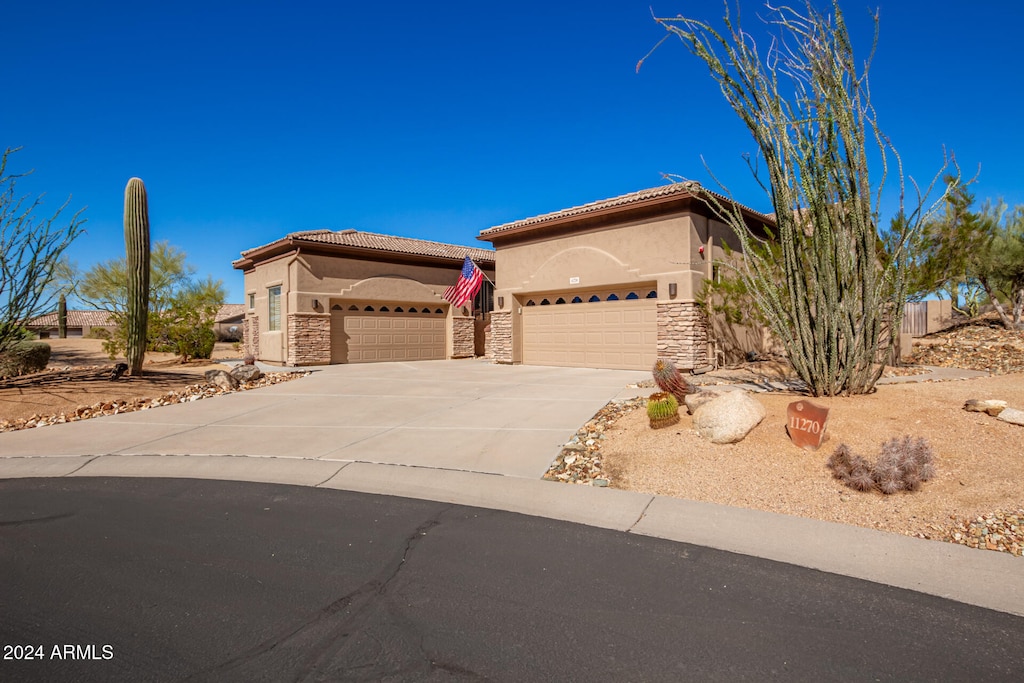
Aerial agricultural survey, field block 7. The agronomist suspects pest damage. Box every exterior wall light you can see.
[497,296,504,308]
[668,282,677,297]
[312,299,320,310]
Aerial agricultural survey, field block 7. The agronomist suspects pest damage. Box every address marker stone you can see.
[786,399,830,450]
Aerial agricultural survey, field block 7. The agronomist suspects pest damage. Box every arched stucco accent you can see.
[516,246,643,292]
[339,275,447,304]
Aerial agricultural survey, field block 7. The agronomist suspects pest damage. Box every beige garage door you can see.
[331,304,446,363]
[521,291,658,370]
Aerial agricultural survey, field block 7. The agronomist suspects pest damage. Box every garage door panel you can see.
[522,296,656,370]
[332,308,446,364]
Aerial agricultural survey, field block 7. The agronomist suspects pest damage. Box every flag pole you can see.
[467,256,496,286]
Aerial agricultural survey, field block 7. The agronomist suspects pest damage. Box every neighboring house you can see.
[26,310,116,339]
[478,182,775,371]
[232,230,496,366]
[213,303,247,342]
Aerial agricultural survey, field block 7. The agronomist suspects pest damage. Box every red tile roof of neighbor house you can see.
[28,307,246,328]
[478,181,775,238]
[26,310,114,329]
[236,230,495,267]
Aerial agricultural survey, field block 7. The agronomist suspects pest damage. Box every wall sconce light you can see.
[312,299,320,310]
[668,283,677,297]
[497,296,504,308]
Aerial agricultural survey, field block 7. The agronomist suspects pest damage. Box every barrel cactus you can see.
[124,177,150,376]
[646,391,680,429]
[652,358,694,402]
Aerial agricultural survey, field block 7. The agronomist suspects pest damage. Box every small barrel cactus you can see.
[652,358,695,402]
[647,391,680,429]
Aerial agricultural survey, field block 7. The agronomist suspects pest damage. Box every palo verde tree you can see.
[640,0,953,396]
[0,147,86,354]
[79,241,226,361]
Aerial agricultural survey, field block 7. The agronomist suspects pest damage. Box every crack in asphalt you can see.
[0,511,75,527]
[187,505,455,682]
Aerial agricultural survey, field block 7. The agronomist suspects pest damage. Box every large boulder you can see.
[230,364,263,383]
[204,369,240,391]
[684,388,730,415]
[692,390,766,444]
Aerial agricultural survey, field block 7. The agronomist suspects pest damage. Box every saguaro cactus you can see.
[57,294,67,339]
[124,177,150,376]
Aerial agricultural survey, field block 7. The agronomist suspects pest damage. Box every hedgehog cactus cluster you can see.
[646,392,680,429]
[827,436,936,494]
[123,177,151,376]
[652,358,695,402]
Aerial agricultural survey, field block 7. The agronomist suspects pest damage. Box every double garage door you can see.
[331,304,446,363]
[521,291,657,370]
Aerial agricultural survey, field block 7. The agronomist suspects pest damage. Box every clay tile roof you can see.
[26,310,114,328]
[478,182,774,238]
[240,229,495,265]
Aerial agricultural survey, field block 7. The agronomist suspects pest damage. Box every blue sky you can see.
[6,1,1022,305]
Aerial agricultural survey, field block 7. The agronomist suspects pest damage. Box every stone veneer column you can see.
[451,316,476,358]
[487,310,513,364]
[657,301,709,369]
[286,313,331,366]
[244,315,259,358]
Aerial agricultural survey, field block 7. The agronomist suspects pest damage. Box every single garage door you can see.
[521,290,658,370]
[331,304,447,363]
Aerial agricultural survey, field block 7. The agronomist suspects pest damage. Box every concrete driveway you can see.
[0,360,647,477]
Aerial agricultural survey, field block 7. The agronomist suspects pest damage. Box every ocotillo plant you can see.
[652,358,694,402]
[124,177,150,376]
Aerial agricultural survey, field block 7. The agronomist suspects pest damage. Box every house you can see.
[478,182,775,371]
[232,230,496,366]
[213,304,247,341]
[27,310,116,339]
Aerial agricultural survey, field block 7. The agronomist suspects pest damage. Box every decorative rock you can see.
[692,390,766,444]
[683,388,729,415]
[230,364,263,383]
[963,399,1007,416]
[204,369,240,391]
[996,407,1024,427]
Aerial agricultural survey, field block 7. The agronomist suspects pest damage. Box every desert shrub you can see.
[0,341,52,378]
[86,327,112,340]
[827,436,936,495]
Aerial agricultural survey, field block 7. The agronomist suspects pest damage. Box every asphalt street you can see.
[1,477,1022,682]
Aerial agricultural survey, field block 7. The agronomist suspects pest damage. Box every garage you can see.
[331,304,447,363]
[520,289,658,370]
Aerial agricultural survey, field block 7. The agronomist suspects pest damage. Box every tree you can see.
[906,177,989,315]
[79,241,226,360]
[973,202,1024,329]
[0,147,86,354]
[640,1,952,396]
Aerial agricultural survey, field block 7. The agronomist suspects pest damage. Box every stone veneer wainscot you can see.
[286,313,331,366]
[451,316,476,358]
[487,311,513,364]
[657,301,709,369]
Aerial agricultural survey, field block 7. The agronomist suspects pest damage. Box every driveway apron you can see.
[0,360,648,478]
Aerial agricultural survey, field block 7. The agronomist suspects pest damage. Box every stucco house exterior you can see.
[478,182,775,371]
[232,230,495,366]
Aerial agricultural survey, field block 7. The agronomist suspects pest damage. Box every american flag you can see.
[443,256,484,307]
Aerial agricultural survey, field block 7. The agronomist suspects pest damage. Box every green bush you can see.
[0,341,52,378]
